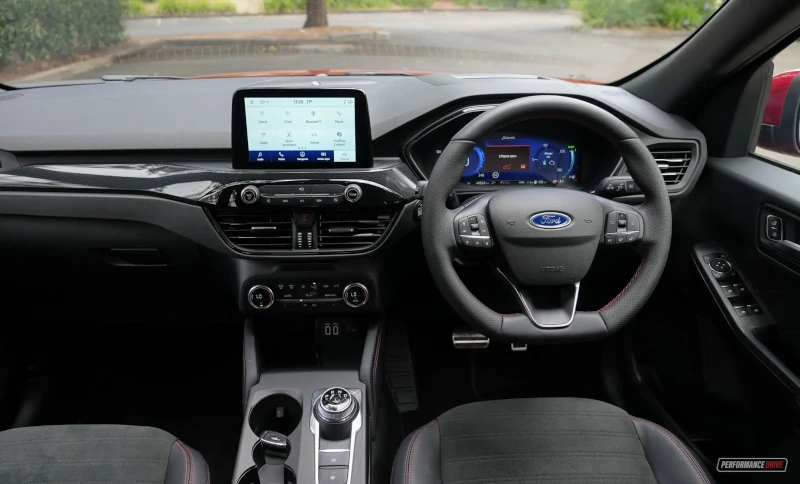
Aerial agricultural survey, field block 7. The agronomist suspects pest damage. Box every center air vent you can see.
[617,146,693,185]
[211,212,293,251]
[318,212,392,250]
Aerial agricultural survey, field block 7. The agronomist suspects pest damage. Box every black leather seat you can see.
[392,398,713,484]
[0,424,210,484]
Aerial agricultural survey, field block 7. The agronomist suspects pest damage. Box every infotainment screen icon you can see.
[231,88,372,169]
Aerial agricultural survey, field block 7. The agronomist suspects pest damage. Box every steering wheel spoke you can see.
[495,266,580,328]
[595,196,644,247]
[452,194,497,251]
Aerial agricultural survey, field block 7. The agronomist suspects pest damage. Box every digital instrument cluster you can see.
[454,133,580,186]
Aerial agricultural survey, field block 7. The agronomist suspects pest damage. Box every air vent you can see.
[650,148,692,185]
[212,212,293,251]
[617,146,693,185]
[318,212,392,250]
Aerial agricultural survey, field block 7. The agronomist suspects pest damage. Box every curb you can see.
[125,7,575,19]
[568,26,692,38]
[15,42,158,83]
[15,30,389,83]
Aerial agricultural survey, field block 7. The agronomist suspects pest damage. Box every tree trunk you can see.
[304,0,328,28]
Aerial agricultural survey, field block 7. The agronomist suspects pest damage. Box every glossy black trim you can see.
[0,159,418,202]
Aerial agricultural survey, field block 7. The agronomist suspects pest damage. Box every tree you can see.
[304,0,328,28]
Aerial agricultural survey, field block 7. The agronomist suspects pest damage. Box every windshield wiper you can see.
[101,75,187,82]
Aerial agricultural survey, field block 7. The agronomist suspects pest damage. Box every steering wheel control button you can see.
[602,179,627,196]
[767,215,783,241]
[343,283,368,307]
[457,214,494,247]
[240,185,260,204]
[709,258,732,273]
[319,451,350,467]
[605,235,616,245]
[344,184,362,203]
[248,285,274,310]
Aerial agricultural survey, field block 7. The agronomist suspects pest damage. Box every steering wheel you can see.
[422,95,672,343]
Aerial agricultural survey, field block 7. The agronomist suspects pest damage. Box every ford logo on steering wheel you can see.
[530,212,572,229]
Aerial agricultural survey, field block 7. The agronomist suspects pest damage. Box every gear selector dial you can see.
[313,387,359,441]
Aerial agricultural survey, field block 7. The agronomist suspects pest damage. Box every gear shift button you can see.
[319,467,348,483]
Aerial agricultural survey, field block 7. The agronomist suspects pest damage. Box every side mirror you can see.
[758,69,800,156]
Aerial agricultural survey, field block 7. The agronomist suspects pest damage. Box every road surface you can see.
[106,11,686,82]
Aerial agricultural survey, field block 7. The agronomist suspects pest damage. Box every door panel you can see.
[699,155,800,395]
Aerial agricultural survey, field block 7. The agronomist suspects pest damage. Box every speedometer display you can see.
[458,133,579,186]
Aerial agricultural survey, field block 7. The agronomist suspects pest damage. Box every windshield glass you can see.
[0,0,725,86]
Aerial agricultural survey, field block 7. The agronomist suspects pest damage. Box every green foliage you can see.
[658,0,714,29]
[328,0,393,9]
[572,0,716,30]
[0,0,126,62]
[126,0,149,15]
[156,0,236,14]
[453,0,566,7]
[262,0,396,13]
[391,0,435,7]
[263,0,304,13]
[571,0,654,28]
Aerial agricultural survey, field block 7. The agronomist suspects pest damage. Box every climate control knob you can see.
[344,184,362,203]
[248,285,274,310]
[240,185,260,204]
[343,283,368,307]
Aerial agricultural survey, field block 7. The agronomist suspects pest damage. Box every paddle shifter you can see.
[257,431,291,484]
[313,387,359,441]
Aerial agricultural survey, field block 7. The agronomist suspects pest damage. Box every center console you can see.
[234,371,370,484]
[228,87,391,484]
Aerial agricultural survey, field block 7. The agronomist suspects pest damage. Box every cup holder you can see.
[237,466,296,484]
[248,393,303,437]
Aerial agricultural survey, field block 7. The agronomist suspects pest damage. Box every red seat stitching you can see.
[409,420,437,484]
[631,417,710,484]
[175,440,189,484]
[177,441,195,484]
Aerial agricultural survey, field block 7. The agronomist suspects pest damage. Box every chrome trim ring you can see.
[342,283,369,308]
[248,285,274,310]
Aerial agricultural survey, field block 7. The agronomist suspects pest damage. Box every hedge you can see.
[0,0,126,63]
[572,0,718,30]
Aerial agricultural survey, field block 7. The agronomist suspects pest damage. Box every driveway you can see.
[107,11,685,82]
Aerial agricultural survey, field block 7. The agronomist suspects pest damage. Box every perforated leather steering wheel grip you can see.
[421,95,671,343]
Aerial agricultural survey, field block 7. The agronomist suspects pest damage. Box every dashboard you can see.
[0,75,707,317]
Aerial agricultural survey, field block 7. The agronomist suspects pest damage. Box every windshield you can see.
[0,0,725,86]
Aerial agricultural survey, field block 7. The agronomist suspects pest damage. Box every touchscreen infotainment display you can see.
[232,88,372,169]
[244,97,356,163]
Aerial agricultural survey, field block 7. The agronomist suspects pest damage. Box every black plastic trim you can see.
[692,241,800,396]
